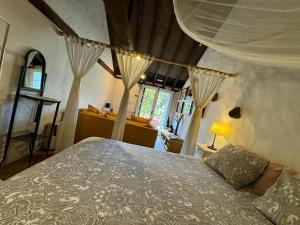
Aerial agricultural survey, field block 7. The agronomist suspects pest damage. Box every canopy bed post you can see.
[55,35,105,151]
[181,68,225,156]
[111,51,152,141]
[53,31,235,151]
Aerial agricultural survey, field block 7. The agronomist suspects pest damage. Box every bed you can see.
[0,138,272,225]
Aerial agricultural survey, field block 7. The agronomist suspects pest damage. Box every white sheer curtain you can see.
[111,51,152,141]
[181,68,225,156]
[56,35,105,151]
[173,0,300,68]
[0,21,10,76]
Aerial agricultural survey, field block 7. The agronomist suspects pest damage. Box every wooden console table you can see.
[0,50,61,166]
[2,94,60,165]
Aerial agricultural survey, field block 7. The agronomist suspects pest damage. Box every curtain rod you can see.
[55,30,235,78]
[0,15,16,27]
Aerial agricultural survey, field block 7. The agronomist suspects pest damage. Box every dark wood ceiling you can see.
[103,0,207,90]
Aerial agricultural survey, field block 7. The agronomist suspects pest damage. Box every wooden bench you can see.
[160,129,184,154]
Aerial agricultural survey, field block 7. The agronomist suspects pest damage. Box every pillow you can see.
[79,108,90,114]
[253,163,283,195]
[251,163,298,195]
[79,108,105,118]
[131,115,150,125]
[88,104,101,114]
[126,120,148,127]
[252,171,300,225]
[205,144,269,188]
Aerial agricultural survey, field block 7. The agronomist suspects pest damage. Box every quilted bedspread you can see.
[0,138,271,225]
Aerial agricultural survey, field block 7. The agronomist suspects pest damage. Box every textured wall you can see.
[45,0,143,117]
[180,48,300,172]
[44,0,113,74]
[0,0,115,163]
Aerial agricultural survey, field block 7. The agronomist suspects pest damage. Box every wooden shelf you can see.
[20,94,61,105]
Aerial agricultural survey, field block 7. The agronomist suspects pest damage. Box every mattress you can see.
[0,138,272,225]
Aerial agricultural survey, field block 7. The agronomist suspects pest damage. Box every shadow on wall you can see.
[228,65,300,149]
[192,47,300,172]
[203,61,300,172]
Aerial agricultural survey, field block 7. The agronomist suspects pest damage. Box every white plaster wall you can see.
[180,48,300,172]
[44,0,113,74]
[0,0,115,163]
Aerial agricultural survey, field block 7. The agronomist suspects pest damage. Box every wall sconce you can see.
[229,107,241,119]
[211,93,218,102]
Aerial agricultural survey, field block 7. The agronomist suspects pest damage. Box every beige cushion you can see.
[251,163,298,195]
[126,120,148,127]
[88,104,101,114]
[252,170,300,225]
[79,108,105,117]
[205,144,269,188]
[131,115,150,126]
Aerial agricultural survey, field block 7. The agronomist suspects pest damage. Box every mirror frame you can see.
[21,49,46,94]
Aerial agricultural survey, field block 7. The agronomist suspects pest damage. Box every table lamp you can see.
[208,122,230,150]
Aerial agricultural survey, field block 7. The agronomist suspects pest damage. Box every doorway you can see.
[137,85,173,131]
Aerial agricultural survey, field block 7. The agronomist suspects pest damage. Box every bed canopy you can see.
[173,0,300,68]
[55,30,233,152]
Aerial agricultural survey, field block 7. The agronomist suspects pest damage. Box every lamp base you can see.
[207,145,217,150]
[207,134,217,151]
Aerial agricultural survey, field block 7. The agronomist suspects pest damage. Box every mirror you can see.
[22,50,46,91]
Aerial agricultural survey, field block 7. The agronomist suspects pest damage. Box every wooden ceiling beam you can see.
[177,42,207,82]
[147,0,161,55]
[27,0,114,76]
[134,0,145,51]
[105,16,120,75]
[172,79,178,91]
[163,32,185,87]
[152,11,175,85]
[127,0,134,20]
[103,0,132,49]
[103,0,135,75]
[177,46,200,80]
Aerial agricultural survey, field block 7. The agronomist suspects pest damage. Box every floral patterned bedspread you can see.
[0,138,272,225]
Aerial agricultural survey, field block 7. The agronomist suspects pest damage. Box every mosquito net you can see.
[173,0,300,67]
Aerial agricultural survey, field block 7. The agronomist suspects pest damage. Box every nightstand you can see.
[196,143,217,159]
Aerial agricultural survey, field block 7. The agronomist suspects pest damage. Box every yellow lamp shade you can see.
[209,123,230,137]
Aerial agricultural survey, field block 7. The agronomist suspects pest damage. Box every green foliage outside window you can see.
[139,88,171,131]
[153,91,171,130]
[139,88,156,118]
